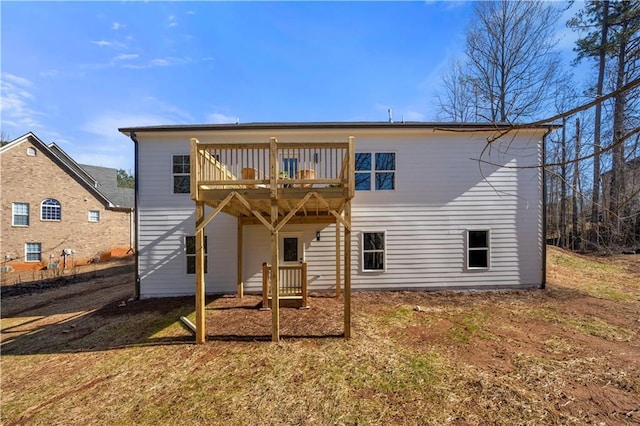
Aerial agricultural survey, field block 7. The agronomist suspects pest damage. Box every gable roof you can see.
[1,132,133,210]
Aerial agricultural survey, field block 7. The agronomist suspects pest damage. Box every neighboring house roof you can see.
[119,121,558,134]
[80,164,134,208]
[0,132,133,210]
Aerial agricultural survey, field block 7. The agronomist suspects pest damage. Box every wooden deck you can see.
[189,136,354,343]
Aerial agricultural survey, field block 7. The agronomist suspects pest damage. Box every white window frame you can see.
[185,235,208,275]
[172,154,191,195]
[88,210,100,222]
[361,230,386,272]
[12,202,29,227]
[25,242,42,262]
[27,147,37,156]
[355,151,396,191]
[466,229,490,270]
[40,199,61,221]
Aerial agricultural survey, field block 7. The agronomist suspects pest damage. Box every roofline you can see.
[1,132,117,208]
[119,121,560,134]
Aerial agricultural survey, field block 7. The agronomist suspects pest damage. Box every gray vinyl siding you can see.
[137,139,236,298]
[136,128,543,297]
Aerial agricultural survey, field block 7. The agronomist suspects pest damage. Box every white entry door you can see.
[280,233,303,265]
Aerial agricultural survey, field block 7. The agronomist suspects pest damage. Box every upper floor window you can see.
[88,210,100,222]
[12,202,29,226]
[41,199,61,221]
[467,230,490,269]
[355,152,396,191]
[27,147,37,156]
[172,155,190,194]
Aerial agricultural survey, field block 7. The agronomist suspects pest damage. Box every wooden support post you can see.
[237,218,243,298]
[190,138,199,201]
[335,220,341,297]
[301,261,308,307]
[270,137,278,198]
[344,200,351,339]
[195,201,206,344]
[271,199,280,342]
[262,263,269,308]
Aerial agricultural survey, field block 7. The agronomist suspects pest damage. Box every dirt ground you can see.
[1,248,639,425]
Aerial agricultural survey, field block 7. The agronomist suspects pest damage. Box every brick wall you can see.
[1,138,133,270]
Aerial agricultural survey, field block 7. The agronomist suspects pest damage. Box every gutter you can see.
[128,131,141,300]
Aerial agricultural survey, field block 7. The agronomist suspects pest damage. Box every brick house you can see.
[0,132,134,271]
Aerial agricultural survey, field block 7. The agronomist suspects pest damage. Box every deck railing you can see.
[190,138,353,196]
[262,262,308,308]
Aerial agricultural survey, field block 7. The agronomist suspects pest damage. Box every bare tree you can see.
[454,0,562,123]
[436,59,476,122]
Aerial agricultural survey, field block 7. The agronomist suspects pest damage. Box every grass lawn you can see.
[1,247,639,425]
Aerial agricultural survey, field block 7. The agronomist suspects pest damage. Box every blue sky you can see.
[1,1,583,173]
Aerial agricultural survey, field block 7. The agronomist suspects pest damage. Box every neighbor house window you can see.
[88,210,100,222]
[25,242,41,262]
[186,235,208,274]
[355,152,396,191]
[172,155,190,194]
[41,199,61,221]
[12,202,29,226]
[362,231,385,271]
[467,230,490,269]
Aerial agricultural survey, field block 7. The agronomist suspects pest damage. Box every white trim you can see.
[40,198,61,221]
[171,153,191,195]
[185,234,208,275]
[279,232,304,264]
[355,151,397,192]
[25,242,42,262]
[88,210,100,222]
[361,230,387,273]
[12,202,29,227]
[466,229,491,270]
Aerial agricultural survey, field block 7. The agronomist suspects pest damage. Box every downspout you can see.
[540,126,555,289]
[129,131,141,300]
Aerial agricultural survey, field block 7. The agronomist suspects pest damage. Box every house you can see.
[0,132,134,272]
[119,122,553,342]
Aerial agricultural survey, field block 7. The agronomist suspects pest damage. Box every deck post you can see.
[237,218,243,298]
[271,200,280,342]
[301,261,308,307]
[344,200,352,339]
[335,219,341,297]
[195,201,206,344]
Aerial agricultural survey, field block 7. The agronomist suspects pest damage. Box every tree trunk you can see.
[609,3,629,247]
[590,0,609,248]
[573,118,581,251]
[560,117,568,248]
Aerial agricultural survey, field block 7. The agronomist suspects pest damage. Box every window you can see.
[172,155,190,194]
[467,230,490,269]
[41,199,61,221]
[88,210,100,222]
[185,235,208,274]
[362,231,385,271]
[25,242,41,262]
[27,147,36,156]
[12,203,29,226]
[355,152,396,191]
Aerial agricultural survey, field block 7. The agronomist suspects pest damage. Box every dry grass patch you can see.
[2,248,640,425]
